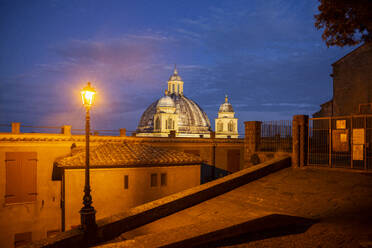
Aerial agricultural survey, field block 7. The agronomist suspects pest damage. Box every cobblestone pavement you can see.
[115,167,372,247]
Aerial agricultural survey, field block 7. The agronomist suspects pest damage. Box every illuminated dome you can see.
[219,95,234,113]
[137,94,211,134]
[137,67,211,136]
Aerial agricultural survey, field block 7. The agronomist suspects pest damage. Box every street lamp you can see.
[80,82,97,232]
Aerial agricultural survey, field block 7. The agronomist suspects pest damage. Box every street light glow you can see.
[81,82,96,108]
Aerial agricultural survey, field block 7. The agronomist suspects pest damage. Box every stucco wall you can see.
[0,141,74,248]
[64,165,200,230]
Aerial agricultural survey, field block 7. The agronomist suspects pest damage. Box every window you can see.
[217,121,223,132]
[5,152,37,204]
[124,175,129,189]
[161,173,167,186]
[14,232,32,247]
[155,117,160,130]
[167,118,173,129]
[150,173,157,187]
[228,121,234,132]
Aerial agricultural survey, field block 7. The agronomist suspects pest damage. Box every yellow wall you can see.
[64,165,200,230]
[0,141,74,248]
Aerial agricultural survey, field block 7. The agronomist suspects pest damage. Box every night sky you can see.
[0,0,355,134]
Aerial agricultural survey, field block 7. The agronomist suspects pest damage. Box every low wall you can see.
[25,156,291,248]
[244,151,291,168]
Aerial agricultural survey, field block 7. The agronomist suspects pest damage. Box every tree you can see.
[314,0,372,47]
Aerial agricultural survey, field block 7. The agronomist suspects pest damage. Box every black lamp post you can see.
[80,82,97,232]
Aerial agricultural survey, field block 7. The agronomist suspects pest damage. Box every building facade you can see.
[314,42,372,117]
[55,142,201,231]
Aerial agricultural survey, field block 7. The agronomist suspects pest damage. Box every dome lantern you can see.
[168,65,184,95]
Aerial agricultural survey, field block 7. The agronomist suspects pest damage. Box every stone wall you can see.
[333,43,372,116]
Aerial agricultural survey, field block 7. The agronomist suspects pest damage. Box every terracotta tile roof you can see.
[56,142,203,168]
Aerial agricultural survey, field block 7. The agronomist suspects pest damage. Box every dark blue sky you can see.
[0,0,354,133]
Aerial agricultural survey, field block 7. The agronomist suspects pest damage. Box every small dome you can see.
[157,95,175,108]
[169,67,182,81]
[219,95,234,113]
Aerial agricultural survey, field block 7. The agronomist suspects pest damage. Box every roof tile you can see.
[56,142,202,168]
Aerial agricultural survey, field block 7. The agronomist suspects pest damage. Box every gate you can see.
[308,115,372,170]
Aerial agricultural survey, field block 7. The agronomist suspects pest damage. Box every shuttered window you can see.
[5,152,37,204]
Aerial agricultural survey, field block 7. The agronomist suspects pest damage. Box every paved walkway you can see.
[100,167,372,247]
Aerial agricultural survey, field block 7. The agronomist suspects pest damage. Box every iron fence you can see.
[258,120,292,152]
[308,115,372,170]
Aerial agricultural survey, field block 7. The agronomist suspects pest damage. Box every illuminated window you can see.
[124,175,129,189]
[150,173,157,187]
[161,173,167,186]
[5,152,37,204]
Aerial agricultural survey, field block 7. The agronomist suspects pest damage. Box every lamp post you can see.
[80,82,97,232]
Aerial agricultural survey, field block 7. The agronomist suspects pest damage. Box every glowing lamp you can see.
[81,82,96,108]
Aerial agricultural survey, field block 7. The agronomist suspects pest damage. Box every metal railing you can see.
[258,120,292,152]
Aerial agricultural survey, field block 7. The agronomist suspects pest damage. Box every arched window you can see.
[155,117,160,130]
[167,118,173,129]
[172,84,175,93]
[173,120,175,129]
[228,121,234,132]
[217,121,223,132]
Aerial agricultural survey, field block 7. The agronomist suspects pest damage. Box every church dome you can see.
[137,94,211,134]
[157,95,175,108]
[219,95,234,113]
